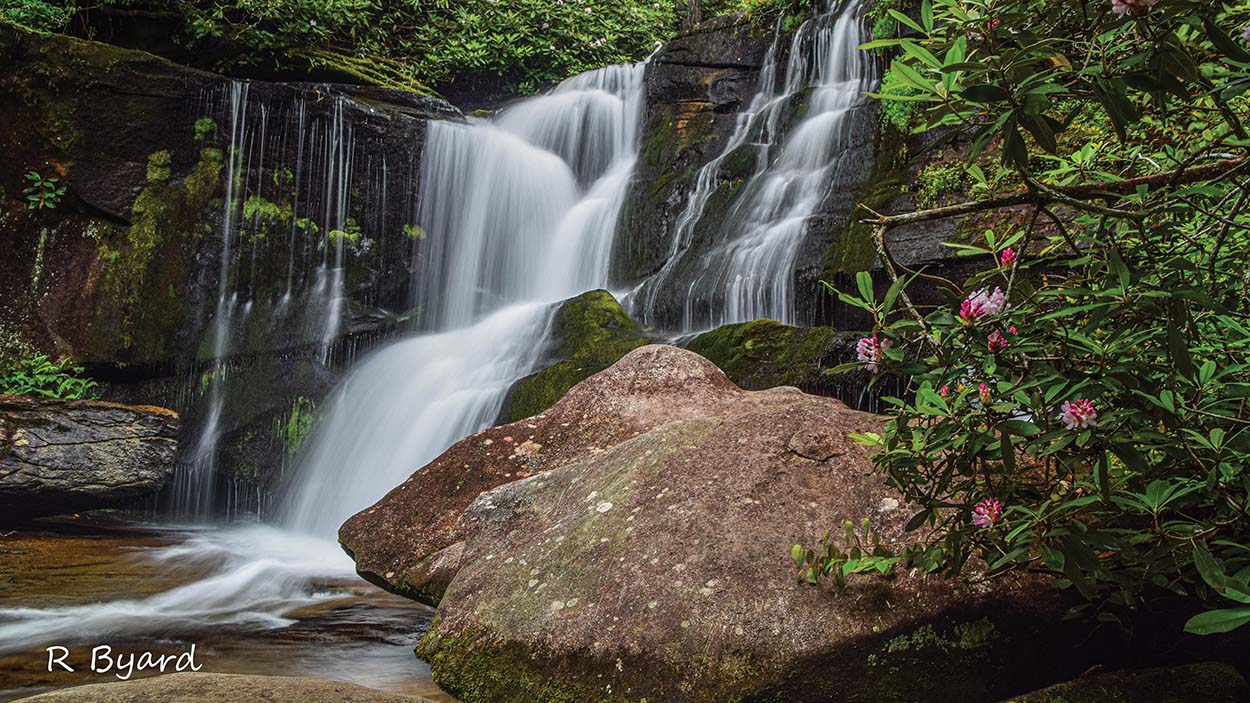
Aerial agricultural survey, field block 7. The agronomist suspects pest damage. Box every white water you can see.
[0,62,646,655]
[630,1,872,331]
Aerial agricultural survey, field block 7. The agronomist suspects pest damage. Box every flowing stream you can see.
[0,1,871,695]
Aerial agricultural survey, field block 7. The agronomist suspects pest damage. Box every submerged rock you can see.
[998,662,1249,703]
[0,395,178,522]
[344,346,1106,703]
[13,673,433,702]
[497,290,650,424]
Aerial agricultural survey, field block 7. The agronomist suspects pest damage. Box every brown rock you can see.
[344,346,1105,703]
[12,673,433,703]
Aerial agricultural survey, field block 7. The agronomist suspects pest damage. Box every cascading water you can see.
[0,61,647,656]
[630,0,873,332]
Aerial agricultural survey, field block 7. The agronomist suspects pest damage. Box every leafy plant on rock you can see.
[0,355,99,399]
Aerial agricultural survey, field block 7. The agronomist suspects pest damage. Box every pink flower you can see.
[856,335,891,374]
[1000,247,1016,267]
[987,330,1009,353]
[960,287,1007,325]
[1243,25,1250,42]
[1111,0,1159,16]
[978,383,993,405]
[939,385,951,398]
[1061,399,1098,430]
[971,498,1004,528]
[1009,325,1018,335]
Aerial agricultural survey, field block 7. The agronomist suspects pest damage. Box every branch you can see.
[864,157,1249,229]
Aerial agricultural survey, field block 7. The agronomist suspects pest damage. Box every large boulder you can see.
[0,395,178,522]
[343,345,1107,703]
[13,673,433,703]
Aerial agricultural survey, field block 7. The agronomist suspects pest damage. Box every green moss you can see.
[498,290,649,423]
[193,116,217,142]
[403,223,426,240]
[914,161,965,209]
[688,319,840,391]
[273,396,317,457]
[146,150,172,182]
[95,145,224,352]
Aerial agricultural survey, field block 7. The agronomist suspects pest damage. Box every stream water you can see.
[0,2,870,698]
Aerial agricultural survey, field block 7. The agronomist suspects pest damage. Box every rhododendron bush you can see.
[796,0,1250,635]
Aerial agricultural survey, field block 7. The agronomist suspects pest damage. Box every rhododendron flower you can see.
[1000,247,1016,267]
[960,287,1007,325]
[972,498,1004,528]
[1061,399,1098,430]
[939,385,951,398]
[1244,25,1250,42]
[978,383,993,405]
[1111,0,1158,16]
[987,331,1009,353]
[856,335,891,373]
[1009,325,1018,335]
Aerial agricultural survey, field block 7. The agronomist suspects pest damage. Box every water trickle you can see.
[629,1,874,332]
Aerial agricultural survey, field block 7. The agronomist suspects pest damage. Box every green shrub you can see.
[802,0,1250,636]
[0,0,75,32]
[0,355,99,399]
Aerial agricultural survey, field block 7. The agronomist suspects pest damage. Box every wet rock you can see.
[998,662,1249,703]
[345,346,1106,703]
[497,290,650,423]
[686,319,865,398]
[12,673,433,703]
[0,395,178,522]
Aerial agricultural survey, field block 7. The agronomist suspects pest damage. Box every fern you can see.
[0,355,100,400]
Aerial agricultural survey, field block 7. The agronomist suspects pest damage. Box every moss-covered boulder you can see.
[999,663,1249,703]
[686,319,862,396]
[345,346,1110,703]
[497,290,649,423]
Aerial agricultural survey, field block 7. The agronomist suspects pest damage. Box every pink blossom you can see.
[988,330,1009,353]
[978,383,993,405]
[960,287,1007,325]
[971,498,1004,528]
[1061,399,1099,430]
[1111,0,1159,16]
[856,335,891,374]
[1244,25,1250,42]
[939,385,951,398]
[1000,247,1016,267]
[1009,325,1018,335]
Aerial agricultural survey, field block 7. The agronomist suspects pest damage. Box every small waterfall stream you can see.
[629,0,872,332]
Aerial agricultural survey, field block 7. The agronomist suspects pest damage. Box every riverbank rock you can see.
[343,345,1107,703]
[0,395,178,522]
[497,291,650,424]
[998,662,1249,703]
[13,673,433,703]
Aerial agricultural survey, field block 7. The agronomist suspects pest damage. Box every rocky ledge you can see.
[342,345,1111,703]
[12,673,432,702]
[0,395,178,522]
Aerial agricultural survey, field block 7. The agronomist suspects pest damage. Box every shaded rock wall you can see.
[0,25,459,512]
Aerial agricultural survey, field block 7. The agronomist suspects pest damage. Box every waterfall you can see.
[629,0,873,332]
[0,61,647,655]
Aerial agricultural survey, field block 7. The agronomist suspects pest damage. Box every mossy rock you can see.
[999,662,1249,703]
[497,290,649,423]
[687,319,857,395]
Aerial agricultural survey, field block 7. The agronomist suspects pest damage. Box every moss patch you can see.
[687,319,845,392]
[498,290,649,423]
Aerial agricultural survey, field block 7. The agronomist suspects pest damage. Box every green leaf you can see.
[962,84,1009,103]
[1184,607,1250,635]
[1193,543,1227,592]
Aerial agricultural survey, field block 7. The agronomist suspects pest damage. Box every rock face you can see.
[497,290,650,424]
[0,24,458,506]
[0,395,178,522]
[999,663,1249,703]
[343,346,1105,703]
[13,673,433,703]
